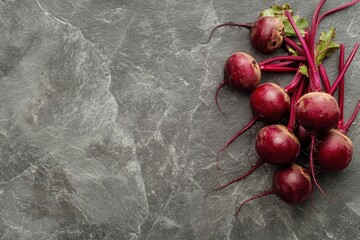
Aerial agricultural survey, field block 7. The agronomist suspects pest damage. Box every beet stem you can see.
[318,64,331,93]
[216,117,258,167]
[329,43,359,95]
[310,134,324,194]
[310,0,327,59]
[213,161,264,191]
[285,11,321,91]
[205,22,253,44]
[259,56,306,66]
[284,37,305,56]
[260,66,299,72]
[284,66,302,93]
[268,61,297,67]
[215,80,228,113]
[319,0,360,23]
[343,99,360,133]
[338,44,345,128]
[235,190,275,215]
[287,77,305,131]
[285,11,316,71]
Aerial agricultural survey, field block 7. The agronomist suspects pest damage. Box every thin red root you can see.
[283,37,305,56]
[319,64,331,93]
[338,44,345,128]
[310,134,324,194]
[213,161,264,191]
[235,190,274,215]
[319,0,360,23]
[287,77,305,131]
[330,43,359,95]
[205,22,252,44]
[343,99,360,133]
[258,56,306,66]
[216,117,258,168]
[284,68,301,93]
[215,80,228,112]
[260,66,299,72]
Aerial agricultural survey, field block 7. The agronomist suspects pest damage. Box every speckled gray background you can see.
[0,0,359,239]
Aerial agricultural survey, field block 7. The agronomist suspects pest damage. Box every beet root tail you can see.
[215,80,228,113]
[235,190,274,215]
[309,134,324,194]
[213,161,263,191]
[215,117,258,168]
[205,22,253,44]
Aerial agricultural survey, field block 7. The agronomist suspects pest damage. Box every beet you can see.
[223,52,261,91]
[235,164,312,214]
[256,125,300,165]
[250,83,290,122]
[315,129,354,171]
[295,92,340,133]
[250,16,285,53]
[207,16,285,53]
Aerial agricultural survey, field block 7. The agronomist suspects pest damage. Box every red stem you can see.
[319,0,360,23]
[318,64,331,92]
[260,66,298,72]
[329,43,359,95]
[310,0,327,59]
[338,44,345,128]
[215,80,228,112]
[284,66,302,93]
[284,37,305,56]
[213,161,264,191]
[285,11,321,91]
[259,56,306,66]
[310,134,324,194]
[268,61,297,67]
[287,76,305,131]
[216,117,258,167]
[343,100,360,133]
[235,190,275,215]
[286,12,315,70]
[205,22,253,43]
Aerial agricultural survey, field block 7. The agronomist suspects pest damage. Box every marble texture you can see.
[0,0,359,239]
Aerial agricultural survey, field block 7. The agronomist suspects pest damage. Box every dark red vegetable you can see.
[235,164,312,215]
[207,16,285,53]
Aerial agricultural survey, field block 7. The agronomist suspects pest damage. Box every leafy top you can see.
[292,27,340,77]
[260,4,309,37]
[315,27,340,65]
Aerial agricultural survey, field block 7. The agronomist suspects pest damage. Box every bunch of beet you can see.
[207,1,360,215]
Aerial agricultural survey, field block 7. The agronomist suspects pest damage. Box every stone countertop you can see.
[0,0,359,239]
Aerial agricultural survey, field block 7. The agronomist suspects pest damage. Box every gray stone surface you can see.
[0,0,359,239]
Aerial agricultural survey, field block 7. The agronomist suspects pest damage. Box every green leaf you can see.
[283,16,309,37]
[287,46,299,56]
[259,4,309,37]
[299,65,309,77]
[315,27,340,65]
[259,4,293,20]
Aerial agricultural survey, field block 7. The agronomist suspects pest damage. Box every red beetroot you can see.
[295,92,340,133]
[255,125,300,165]
[250,16,285,53]
[213,124,300,191]
[207,16,285,53]
[236,164,312,215]
[223,52,261,92]
[250,83,290,122]
[315,129,354,171]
